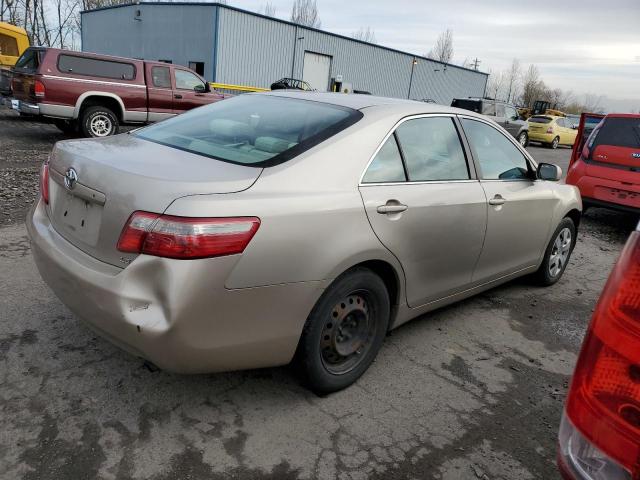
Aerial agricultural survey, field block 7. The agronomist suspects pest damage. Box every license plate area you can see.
[595,186,640,207]
[51,181,103,246]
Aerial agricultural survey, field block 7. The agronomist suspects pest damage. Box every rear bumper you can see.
[566,160,640,211]
[528,131,555,143]
[27,199,324,373]
[9,98,75,119]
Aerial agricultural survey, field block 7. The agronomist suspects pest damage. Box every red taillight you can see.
[117,211,260,260]
[34,80,45,98]
[547,127,554,134]
[564,231,640,477]
[40,162,49,204]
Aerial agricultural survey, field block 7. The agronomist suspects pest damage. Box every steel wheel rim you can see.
[519,133,527,146]
[320,291,376,375]
[90,114,112,137]
[548,227,572,278]
[552,137,559,148]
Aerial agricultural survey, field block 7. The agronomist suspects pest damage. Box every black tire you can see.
[53,119,78,135]
[550,136,560,149]
[295,267,390,394]
[517,131,529,148]
[533,217,576,286]
[80,105,119,138]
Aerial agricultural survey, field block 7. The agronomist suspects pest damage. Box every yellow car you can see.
[1,21,30,95]
[527,115,578,149]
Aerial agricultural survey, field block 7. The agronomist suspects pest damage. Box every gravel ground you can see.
[1,105,639,480]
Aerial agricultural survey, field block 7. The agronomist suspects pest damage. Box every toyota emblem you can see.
[64,168,78,190]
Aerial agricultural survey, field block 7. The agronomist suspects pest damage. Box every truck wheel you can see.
[53,119,78,135]
[80,106,119,138]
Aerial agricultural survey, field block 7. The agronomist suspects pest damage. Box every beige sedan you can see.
[27,92,582,393]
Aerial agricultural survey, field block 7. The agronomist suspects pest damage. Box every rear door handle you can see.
[489,195,505,206]
[377,204,408,214]
[174,94,183,99]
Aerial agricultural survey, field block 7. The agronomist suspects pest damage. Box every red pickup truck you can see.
[9,47,228,137]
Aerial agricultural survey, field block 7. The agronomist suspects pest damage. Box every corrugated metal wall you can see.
[82,4,216,80]
[82,4,488,105]
[215,6,487,104]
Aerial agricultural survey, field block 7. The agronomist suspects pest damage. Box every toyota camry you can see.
[27,91,582,393]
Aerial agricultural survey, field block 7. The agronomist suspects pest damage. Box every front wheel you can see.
[533,218,576,286]
[517,131,529,148]
[80,105,119,138]
[295,267,390,394]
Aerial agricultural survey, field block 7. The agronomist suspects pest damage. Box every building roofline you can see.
[81,1,488,76]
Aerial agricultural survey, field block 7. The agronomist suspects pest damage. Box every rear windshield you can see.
[529,116,553,124]
[592,117,640,149]
[451,99,482,113]
[13,48,41,72]
[135,95,363,167]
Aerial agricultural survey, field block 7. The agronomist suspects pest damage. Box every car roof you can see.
[260,90,479,117]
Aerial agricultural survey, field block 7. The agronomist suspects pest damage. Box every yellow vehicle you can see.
[527,115,578,149]
[0,22,30,95]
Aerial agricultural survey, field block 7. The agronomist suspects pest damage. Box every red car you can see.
[558,220,640,479]
[566,113,640,213]
[9,47,227,137]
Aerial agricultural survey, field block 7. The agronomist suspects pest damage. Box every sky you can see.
[235,0,640,112]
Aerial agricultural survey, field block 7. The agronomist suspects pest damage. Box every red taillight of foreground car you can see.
[117,211,261,260]
[547,127,554,134]
[34,80,45,98]
[40,162,49,204]
[559,230,640,479]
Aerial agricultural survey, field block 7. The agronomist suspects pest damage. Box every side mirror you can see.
[194,83,207,93]
[537,162,562,181]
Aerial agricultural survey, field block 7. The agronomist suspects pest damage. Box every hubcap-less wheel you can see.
[518,133,527,147]
[320,292,376,375]
[551,137,559,149]
[548,227,572,278]
[90,114,113,137]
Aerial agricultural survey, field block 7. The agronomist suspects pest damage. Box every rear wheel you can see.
[517,131,529,148]
[80,105,119,138]
[533,217,576,286]
[550,136,560,149]
[295,267,390,394]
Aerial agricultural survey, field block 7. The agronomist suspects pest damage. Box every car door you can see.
[359,115,488,308]
[172,68,212,114]
[459,117,558,283]
[504,105,523,137]
[145,64,174,122]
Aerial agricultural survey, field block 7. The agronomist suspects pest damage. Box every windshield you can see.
[136,95,362,167]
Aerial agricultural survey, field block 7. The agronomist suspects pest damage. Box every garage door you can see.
[302,52,332,91]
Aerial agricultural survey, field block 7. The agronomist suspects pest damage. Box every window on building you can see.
[188,61,205,76]
[151,66,171,88]
[0,33,19,57]
[57,54,136,80]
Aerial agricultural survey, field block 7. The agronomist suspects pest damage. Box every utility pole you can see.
[471,58,481,71]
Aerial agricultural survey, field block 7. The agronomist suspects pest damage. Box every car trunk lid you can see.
[47,134,262,268]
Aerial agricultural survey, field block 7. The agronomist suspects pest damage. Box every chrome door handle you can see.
[489,195,505,206]
[377,204,408,214]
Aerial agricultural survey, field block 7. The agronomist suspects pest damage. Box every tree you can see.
[258,1,275,16]
[520,64,545,108]
[290,0,320,28]
[485,69,506,100]
[351,26,376,43]
[426,28,453,64]
[505,58,521,104]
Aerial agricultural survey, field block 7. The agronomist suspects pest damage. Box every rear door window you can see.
[151,66,171,88]
[57,54,136,80]
[394,117,470,181]
[362,136,406,183]
[135,95,363,167]
[462,118,530,180]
